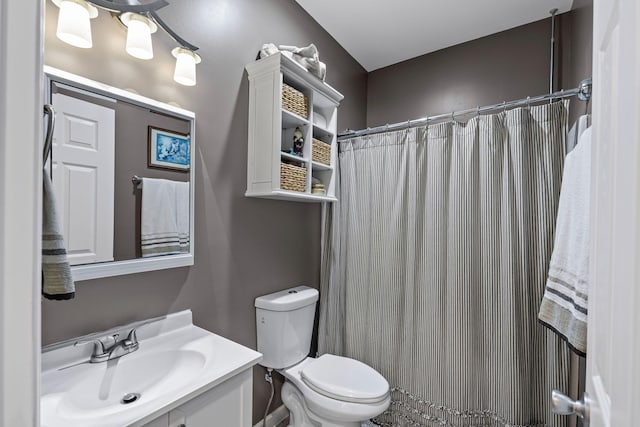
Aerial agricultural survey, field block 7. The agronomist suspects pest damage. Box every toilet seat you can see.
[280,356,391,424]
[301,354,389,404]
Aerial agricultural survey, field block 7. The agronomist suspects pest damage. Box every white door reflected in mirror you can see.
[52,92,115,265]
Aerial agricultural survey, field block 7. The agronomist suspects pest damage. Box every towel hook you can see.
[43,104,55,164]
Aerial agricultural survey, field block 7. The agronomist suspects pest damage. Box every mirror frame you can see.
[44,66,196,281]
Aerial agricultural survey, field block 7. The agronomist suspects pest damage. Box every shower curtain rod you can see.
[337,78,592,140]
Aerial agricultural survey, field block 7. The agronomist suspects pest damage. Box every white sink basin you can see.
[56,349,206,416]
[41,310,262,427]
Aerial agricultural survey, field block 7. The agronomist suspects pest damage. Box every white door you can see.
[51,92,115,265]
[586,0,640,426]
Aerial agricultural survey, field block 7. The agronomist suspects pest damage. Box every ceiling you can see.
[294,0,574,71]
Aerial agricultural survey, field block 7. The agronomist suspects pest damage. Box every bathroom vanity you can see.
[141,371,253,427]
[41,311,262,427]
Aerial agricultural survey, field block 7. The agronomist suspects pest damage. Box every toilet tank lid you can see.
[255,286,319,311]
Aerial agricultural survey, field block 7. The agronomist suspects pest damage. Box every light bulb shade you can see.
[172,48,201,86]
[53,0,97,49]
[121,13,157,60]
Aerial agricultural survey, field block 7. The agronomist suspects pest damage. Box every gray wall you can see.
[559,2,594,125]
[42,0,367,422]
[366,9,593,128]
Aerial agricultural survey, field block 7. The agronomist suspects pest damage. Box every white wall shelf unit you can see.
[245,53,343,202]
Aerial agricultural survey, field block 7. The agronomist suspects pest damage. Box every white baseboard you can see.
[254,404,289,427]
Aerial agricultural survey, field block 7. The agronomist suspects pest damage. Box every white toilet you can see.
[255,286,390,427]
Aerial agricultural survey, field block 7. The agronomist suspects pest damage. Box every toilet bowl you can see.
[280,355,390,427]
[255,286,390,427]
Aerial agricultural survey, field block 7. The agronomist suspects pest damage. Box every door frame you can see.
[0,0,43,426]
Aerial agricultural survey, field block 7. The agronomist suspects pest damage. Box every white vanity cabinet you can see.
[40,310,262,427]
[143,369,253,427]
[245,53,344,202]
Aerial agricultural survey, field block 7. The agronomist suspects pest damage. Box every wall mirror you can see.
[44,66,195,281]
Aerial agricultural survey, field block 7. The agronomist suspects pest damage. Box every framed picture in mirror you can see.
[148,126,191,171]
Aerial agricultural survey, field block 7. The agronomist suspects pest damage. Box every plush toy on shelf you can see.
[292,127,304,157]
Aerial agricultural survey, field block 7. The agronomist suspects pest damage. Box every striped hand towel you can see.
[141,178,190,257]
[538,127,592,356]
[42,171,75,300]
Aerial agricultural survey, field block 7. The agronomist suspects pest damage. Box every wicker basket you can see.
[312,139,331,165]
[280,163,307,192]
[282,83,308,118]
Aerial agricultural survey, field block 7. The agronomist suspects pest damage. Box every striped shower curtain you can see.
[319,101,571,426]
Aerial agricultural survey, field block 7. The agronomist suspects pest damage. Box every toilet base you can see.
[282,382,362,427]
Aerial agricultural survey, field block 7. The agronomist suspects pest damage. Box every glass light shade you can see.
[172,48,201,87]
[124,15,154,60]
[56,0,93,48]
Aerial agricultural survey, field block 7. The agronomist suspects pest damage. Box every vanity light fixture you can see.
[51,0,201,86]
[52,0,98,49]
[172,48,201,86]
[120,12,157,60]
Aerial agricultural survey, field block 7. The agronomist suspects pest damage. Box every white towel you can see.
[141,178,190,257]
[538,127,592,356]
[175,181,190,253]
[42,172,75,300]
[566,114,590,153]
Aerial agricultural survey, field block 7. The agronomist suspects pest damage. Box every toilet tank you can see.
[255,285,319,369]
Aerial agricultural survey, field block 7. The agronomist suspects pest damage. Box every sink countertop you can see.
[41,310,262,427]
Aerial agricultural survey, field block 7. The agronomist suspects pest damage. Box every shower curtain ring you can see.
[502,101,507,112]
[526,96,531,108]
[451,111,455,122]
[476,106,480,117]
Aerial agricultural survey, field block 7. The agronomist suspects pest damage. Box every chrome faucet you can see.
[75,328,140,363]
